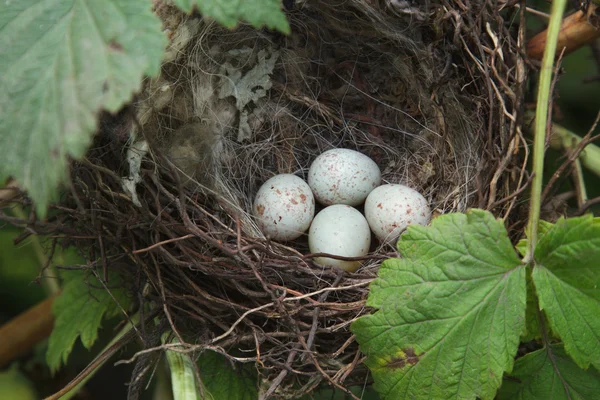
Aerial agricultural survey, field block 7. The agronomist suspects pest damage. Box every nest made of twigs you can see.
[1,1,529,398]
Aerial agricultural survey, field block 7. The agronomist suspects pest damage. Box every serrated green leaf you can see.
[173,0,290,34]
[352,209,526,400]
[197,351,258,400]
[535,216,600,299]
[532,215,600,369]
[497,344,600,399]
[46,271,131,373]
[0,0,167,216]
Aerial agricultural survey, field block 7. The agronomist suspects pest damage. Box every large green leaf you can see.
[352,209,526,400]
[497,344,600,399]
[46,271,132,373]
[0,0,167,215]
[532,215,600,369]
[173,0,290,33]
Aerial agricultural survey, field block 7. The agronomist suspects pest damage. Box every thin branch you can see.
[132,234,195,254]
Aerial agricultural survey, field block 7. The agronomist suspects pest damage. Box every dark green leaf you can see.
[46,271,131,373]
[197,350,258,400]
[522,267,543,342]
[497,344,600,399]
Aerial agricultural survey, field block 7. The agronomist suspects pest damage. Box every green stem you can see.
[573,159,588,208]
[162,333,204,400]
[525,112,600,177]
[153,360,175,400]
[548,122,600,177]
[525,0,567,263]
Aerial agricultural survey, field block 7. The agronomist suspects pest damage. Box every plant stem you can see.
[573,159,588,208]
[525,0,567,263]
[163,333,203,400]
[525,111,600,177]
[0,295,57,368]
[527,3,600,61]
[153,360,175,400]
[548,122,600,177]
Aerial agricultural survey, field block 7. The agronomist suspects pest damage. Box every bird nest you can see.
[2,0,528,398]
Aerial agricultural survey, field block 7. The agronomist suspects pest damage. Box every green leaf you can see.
[517,221,556,342]
[173,0,290,34]
[497,344,600,399]
[197,351,258,400]
[352,209,526,400]
[0,0,167,216]
[516,220,555,257]
[522,267,543,342]
[532,215,600,369]
[46,271,131,373]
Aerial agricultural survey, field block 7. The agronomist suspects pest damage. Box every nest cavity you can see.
[4,1,528,398]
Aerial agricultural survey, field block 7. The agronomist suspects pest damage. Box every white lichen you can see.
[122,139,149,207]
[217,48,279,141]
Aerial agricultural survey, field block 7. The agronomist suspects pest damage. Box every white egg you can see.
[308,205,371,272]
[364,184,431,244]
[308,149,381,206]
[253,174,315,241]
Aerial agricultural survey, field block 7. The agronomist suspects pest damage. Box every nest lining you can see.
[142,2,487,220]
[1,1,528,398]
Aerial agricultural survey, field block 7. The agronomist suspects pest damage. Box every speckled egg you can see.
[253,174,315,241]
[308,149,381,206]
[308,205,371,272]
[364,184,431,244]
